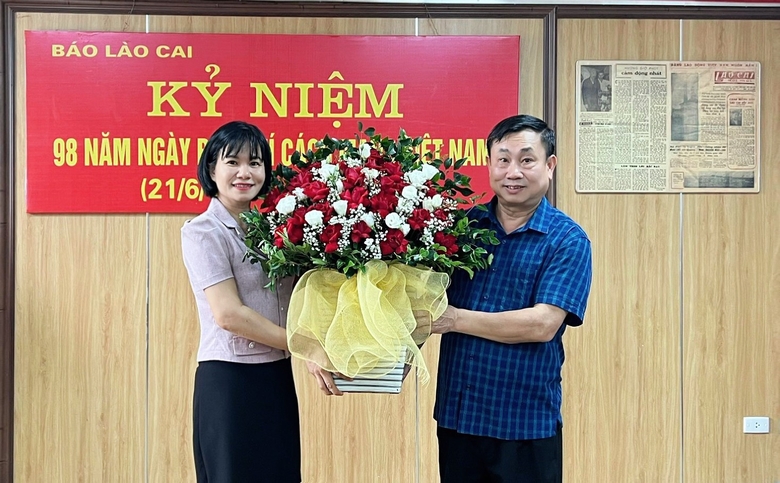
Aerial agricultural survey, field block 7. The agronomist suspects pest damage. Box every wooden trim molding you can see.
[1,5,12,482]
[543,7,557,205]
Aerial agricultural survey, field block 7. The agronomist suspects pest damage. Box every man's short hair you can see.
[486,115,555,158]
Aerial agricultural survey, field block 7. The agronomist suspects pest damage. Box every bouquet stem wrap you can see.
[287,260,449,384]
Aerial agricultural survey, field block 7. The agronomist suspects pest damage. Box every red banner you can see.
[25,32,520,213]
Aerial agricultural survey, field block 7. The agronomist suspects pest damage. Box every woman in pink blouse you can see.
[181,121,311,482]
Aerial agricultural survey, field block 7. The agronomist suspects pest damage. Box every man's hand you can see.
[431,305,459,334]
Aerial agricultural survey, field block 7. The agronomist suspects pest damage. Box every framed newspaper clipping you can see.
[575,61,760,193]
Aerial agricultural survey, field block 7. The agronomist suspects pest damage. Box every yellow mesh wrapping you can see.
[286,260,449,384]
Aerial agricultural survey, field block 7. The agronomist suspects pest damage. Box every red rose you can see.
[366,149,384,168]
[350,221,372,243]
[285,209,306,245]
[273,210,305,247]
[380,229,408,256]
[289,170,313,190]
[434,232,459,255]
[342,166,363,190]
[378,162,404,192]
[379,175,403,194]
[304,180,330,202]
[273,226,286,248]
[433,208,449,221]
[408,208,431,231]
[343,185,370,210]
[382,161,403,178]
[369,192,398,219]
[320,224,342,253]
[259,187,282,213]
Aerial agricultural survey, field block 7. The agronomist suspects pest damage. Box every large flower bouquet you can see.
[242,126,497,385]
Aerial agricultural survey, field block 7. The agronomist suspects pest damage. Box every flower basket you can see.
[332,346,407,394]
[286,260,447,387]
[242,126,498,391]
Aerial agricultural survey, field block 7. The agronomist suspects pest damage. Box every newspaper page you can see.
[575,61,760,193]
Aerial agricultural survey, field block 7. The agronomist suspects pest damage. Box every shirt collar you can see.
[484,196,553,235]
[208,197,242,233]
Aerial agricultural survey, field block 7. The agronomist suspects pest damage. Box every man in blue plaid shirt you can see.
[432,115,592,483]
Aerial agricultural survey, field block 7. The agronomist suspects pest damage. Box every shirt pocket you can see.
[508,275,536,310]
[230,336,272,356]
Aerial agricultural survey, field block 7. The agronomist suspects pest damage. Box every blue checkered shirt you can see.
[434,196,592,440]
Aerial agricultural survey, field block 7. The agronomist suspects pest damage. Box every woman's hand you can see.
[306,361,346,396]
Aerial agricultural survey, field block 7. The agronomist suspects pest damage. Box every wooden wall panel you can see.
[14,14,147,483]
[148,215,198,483]
[682,19,780,483]
[14,218,147,483]
[557,19,683,482]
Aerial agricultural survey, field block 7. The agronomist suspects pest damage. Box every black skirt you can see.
[193,358,301,483]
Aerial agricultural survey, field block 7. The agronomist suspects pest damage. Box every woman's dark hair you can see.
[197,121,273,199]
[486,114,556,158]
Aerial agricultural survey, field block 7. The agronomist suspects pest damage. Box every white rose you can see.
[400,223,410,236]
[401,185,419,200]
[293,187,307,201]
[421,163,439,180]
[359,143,372,160]
[275,195,297,215]
[333,199,349,217]
[304,210,324,227]
[362,168,379,181]
[422,194,443,211]
[406,170,428,187]
[318,163,338,180]
[385,212,403,229]
[361,212,376,228]
[335,179,344,193]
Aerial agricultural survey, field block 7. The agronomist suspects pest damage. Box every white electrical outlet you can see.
[743,416,770,434]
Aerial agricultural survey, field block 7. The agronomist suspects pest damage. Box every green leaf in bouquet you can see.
[455,216,470,231]
[453,186,475,197]
[312,258,328,267]
[454,172,471,186]
[454,157,469,169]
[460,266,475,279]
